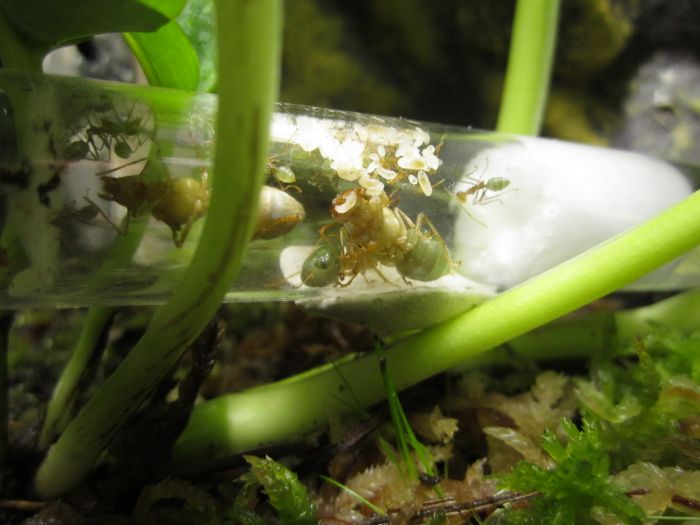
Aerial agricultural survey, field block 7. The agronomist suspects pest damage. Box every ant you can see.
[68,102,155,162]
[301,188,451,287]
[88,159,210,248]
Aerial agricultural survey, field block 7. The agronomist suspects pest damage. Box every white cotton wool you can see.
[453,137,694,289]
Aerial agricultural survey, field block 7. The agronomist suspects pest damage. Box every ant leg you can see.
[371,265,400,287]
[414,213,446,241]
[94,157,149,177]
[83,194,129,236]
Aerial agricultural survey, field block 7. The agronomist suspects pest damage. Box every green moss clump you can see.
[281,0,406,116]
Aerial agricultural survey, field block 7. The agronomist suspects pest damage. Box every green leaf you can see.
[244,456,316,525]
[124,20,199,90]
[178,0,217,92]
[0,0,186,49]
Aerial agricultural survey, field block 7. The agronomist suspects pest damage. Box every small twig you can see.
[0,499,47,512]
[672,494,700,512]
[363,491,540,525]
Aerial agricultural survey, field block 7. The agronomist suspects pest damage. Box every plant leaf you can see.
[124,20,199,90]
[178,0,217,92]
[0,0,186,48]
[244,455,316,525]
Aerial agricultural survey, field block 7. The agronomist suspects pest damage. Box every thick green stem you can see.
[38,307,114,449]
[39,19,198,450]
[173,190,700,467]
[496,0,560,134]
[33,0,282,498]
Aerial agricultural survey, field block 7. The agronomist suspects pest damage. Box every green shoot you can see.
[38,307,114,449]
[375,339,436,482]
[377,435,401,467]
[320,474,386,517]
[244,455,316,525]
[496,0,560,135]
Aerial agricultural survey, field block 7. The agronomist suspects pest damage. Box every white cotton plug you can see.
[453,137,694,290]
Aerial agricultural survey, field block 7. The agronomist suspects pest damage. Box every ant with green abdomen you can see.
[301,188,452,287]
[68,102,155,162]
[454,159,512,206]
[86,159,210,248]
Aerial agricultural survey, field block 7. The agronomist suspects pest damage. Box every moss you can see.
[544,87,612,145]
[281,0,406,116]
[554,0,638,83]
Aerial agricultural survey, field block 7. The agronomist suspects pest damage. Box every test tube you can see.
[0,70,696,323]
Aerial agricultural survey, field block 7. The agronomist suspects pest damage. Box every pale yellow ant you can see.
[455,160,511,206]
[88,160,210,248]
[455,176,511,205]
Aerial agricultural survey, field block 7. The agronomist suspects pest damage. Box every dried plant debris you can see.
[6,310,700,525]
[446,370,578,472]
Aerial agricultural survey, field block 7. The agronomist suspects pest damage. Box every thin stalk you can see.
[0,313,12,465]
[173,190,700,466]
[33,0,282,499]
[320,475,386,517]
[496,0,560,135]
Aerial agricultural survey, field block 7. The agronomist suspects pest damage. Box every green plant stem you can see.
[616,288,700,339]
[38,307,114,450]
[173,190,700,467]
[39,17,199,450]
[33,0,282,499]
[496,0,560,135]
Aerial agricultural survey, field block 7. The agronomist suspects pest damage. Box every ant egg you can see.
[417,171,432,196]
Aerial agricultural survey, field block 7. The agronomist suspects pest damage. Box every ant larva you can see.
[301,188,452,287]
